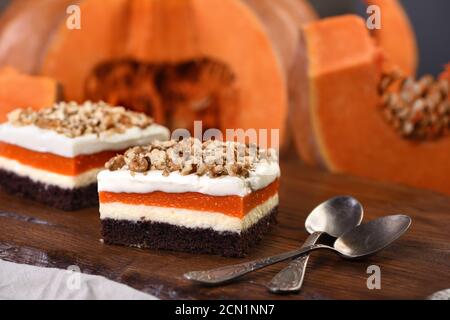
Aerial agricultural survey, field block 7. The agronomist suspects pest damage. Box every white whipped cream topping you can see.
[0,156,99,188]
[98,160,280,197]
[100,195,278,233]
[0,123,170,157]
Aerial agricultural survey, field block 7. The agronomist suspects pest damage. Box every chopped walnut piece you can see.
[6,109,22,123]
[210,164,224,177]
[196,163,208,176]
[180,162,194,176]
[149,149,167,170]
[226,163,246,177]
[105,155,126,171]
[128,157,149,172]
[153,140,176,150]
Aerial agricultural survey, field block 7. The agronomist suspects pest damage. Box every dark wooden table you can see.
[0,159,449,299]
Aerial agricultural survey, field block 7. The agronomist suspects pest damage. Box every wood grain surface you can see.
[0,159,449,299]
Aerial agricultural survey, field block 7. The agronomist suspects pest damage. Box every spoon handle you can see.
[183,243,330,285]
[267,231,323,293]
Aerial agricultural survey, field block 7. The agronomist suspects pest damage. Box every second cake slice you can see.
[0,101,169,210]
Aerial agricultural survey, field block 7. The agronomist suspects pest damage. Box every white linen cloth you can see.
[0,259,157,300]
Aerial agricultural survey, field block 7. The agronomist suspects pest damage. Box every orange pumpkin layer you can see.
[0,141,121,176]
[99,179,279,218]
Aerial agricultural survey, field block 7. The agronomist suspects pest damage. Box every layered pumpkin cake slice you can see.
[0,101,169,210]
[98,138,280,257]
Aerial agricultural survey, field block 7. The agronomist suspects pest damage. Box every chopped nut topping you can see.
[105,138,278,178]
[7,101,154,138]
[105,155,126,171]
[379,71,450,140]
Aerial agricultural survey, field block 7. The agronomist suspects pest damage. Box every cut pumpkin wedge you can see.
[0,67,59,122]
[294,15,450,196]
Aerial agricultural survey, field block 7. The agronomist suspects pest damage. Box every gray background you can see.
[0,0,448,76]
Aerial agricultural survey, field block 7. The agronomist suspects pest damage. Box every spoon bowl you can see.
[334,214,411,258]
[305,195,364,237]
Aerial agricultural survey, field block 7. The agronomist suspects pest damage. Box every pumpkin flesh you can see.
[0,67,58,122]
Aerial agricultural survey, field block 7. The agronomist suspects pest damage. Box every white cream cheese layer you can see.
[0,123,170,157]
[0,156,99,188]
[100,194,278,233]
[98,160,280,197]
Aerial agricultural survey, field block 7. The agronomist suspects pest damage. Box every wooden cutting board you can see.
[0,158,449,299]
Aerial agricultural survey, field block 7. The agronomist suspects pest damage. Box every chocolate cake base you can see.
[101,207,278,257]
[0,169,98,211]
